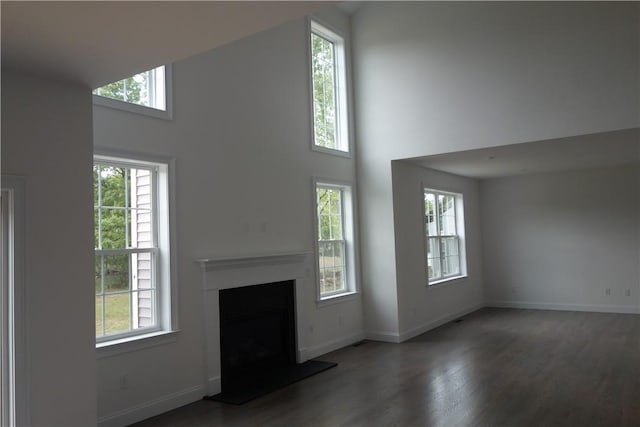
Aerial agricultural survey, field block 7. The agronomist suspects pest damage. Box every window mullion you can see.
[101,256,106,337]
[125,168,130,249]
[97,166,102,250]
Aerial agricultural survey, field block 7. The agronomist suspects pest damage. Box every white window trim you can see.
[308,17,351,157]
[93,65,174,120]
[94,148,178,356]
[1,176,28,427]
[313,178,359,305]
[423,187,468,287]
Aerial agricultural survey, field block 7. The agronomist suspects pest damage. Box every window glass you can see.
[311,21,348,153]
[93,66,168,113]
[94,158,168,342]
[425,190,465,284]
[317,186,346,296]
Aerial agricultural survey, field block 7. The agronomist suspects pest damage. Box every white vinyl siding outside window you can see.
[94,155,172,344]
[424,189,466,285]
[310,20,349,154]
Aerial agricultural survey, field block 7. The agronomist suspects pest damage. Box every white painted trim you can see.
[197,251,311,272]
[304,332,365,360]
[206,376,221,397]
[398,304,483,343]
[364,331,401,343]
[486,300,640,314]
[97,384,204,427]
[1,176,29,427]
[96,330,179,359]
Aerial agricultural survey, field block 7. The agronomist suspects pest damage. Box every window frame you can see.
[423,188,467,286]
[313,178,358,303]
[308,18,351,157]
[0,176,28,427]
[93,150,177,352]
[93,65,173,121]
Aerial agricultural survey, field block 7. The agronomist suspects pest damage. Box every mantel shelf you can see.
[197,251,312,272]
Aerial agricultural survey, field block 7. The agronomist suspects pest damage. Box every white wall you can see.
[481,166,640,313]
[352,2,640,336]
[1,69,97,426]
[93,8,364,425]
[391,162,484,342]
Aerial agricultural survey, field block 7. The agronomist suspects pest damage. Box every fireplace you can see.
[198,252,311,396]
[219,280,296,386]
[198,252,336,404]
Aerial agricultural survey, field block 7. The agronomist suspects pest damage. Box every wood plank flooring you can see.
[132,308,640,426]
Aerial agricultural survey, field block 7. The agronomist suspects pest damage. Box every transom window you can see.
[310,20,349,154]
[94,155,172,343]
[315,182,357,300]
[93,65,172,119]
[424,189,466,285]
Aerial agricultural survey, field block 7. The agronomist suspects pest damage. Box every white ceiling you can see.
[409,128,640,179]
[1,1,329,88]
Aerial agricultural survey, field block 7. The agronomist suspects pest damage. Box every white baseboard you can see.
[206,375,221,396]
[97,384,205,427]
[398,304,484,343]
[487,300,640,314]
[364,330,401,343]
[304,332,366,360]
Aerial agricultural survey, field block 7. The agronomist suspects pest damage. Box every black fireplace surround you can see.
[207,280,337,404]
[219,280,296,383]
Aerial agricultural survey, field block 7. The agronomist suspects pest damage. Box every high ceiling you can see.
[409,128,640,179]
[1,1,329,88]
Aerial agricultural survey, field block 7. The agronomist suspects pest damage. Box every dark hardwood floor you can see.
[133,308,640,426]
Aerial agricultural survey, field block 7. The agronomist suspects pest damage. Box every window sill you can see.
[317,291,358,307]
[427,275,468,289]
[93,95,173,120]
[96,330,179,359]
[311,144,352,158]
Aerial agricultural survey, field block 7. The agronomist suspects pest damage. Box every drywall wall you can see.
[1,69,96,426]
[482,166,640,313]
[352,2,640,337]
[391,162,483,341]
[93,8,363,425]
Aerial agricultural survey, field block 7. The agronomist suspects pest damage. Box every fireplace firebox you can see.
[219,280,296,385]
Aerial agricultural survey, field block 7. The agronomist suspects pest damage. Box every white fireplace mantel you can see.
[198,251,310,274]
[196,251,313,396]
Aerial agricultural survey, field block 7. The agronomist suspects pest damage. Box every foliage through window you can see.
[315,182,356,299]
[310,21,348,153]
[93,66,167,112]
[424,189,465,284]
[94,156,171,343]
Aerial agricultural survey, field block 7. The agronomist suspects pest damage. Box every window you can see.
[93,65,172,119]
[310,20,349,154]
[94,155,173,344]
[1,177,26,427]
[424,189,466,285]
[315,181,356,300]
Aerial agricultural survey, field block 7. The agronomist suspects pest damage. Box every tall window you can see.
[94,155,172,343]
[93,66,172,119]
[310,20,349,153]
[315,182,356,299]
[424,189,466,284]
